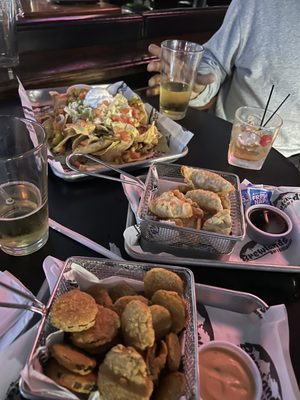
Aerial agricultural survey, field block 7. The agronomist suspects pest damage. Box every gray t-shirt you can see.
[189,0,300,158]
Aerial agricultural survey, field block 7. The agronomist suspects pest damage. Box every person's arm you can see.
[189,0,243,108]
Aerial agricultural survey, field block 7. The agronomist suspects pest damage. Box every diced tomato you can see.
[121,107,131,114]
[259,134,273,147]
[129,151,141,160]
[118,130,131,141]
[132,108,140,119]
[79,91,86,100]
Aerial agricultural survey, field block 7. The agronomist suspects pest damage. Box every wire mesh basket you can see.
[20,257,200,400]
[137,162,245,255]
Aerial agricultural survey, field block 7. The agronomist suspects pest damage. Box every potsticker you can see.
[186,189,223,214]
[181,166,234,194]
[202,209,232,235]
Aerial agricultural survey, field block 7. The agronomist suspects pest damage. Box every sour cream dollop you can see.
[83,88,114,108]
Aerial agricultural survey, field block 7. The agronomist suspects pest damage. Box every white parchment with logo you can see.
[196,285,300,400]
[229,185,300,266]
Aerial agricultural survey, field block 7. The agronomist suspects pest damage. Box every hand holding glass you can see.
[228,106,283,170]
[160,40,204,120]
[0,116,48,256]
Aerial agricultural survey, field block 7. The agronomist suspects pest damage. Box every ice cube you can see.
[238,130,260,146]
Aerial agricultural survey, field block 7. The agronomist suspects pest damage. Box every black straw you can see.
[263,93,290,127]
[260,84,274,127]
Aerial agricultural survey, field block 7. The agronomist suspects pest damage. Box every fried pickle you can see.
[150,305,172,342]
[151,290,186,334]
[121,300,155,351]
[98,344,153,400]
[144,267,184,298]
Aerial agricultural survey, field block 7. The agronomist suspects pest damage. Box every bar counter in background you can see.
[0,4,227,99]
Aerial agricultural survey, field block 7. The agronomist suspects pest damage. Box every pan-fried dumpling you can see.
[219,193,231,210]
[202,209,232,235]
[181,166,234,195]
[149,190,196,219]
[185,189,223,214]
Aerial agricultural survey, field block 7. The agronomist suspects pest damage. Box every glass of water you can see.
[0,116,48,256]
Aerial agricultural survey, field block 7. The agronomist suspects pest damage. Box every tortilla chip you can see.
[65,120,96,136]
[129,97,148,124]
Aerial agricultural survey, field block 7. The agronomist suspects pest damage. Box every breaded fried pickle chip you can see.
[50,343,96,375]
[109,283,137,302]
[121,300,155,351]
[144,267,184,298]
[98,344,153,400]
[150,305,172,342]
[71,305,120,350]
[155,371,186,400]
[85,285,113,308]
[113,295,149,317]
[146,340,168,382]
[165,332,181,372]
[50,290,98,332]
[45,358,97,394]
[151,290,186,334]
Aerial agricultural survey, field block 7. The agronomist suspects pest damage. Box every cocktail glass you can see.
[228,106,283,170]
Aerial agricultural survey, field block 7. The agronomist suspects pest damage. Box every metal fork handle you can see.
[0,280,45,310]
[0,302,46,316]
[66,153,146,190]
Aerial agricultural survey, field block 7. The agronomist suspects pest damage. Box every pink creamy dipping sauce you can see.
[199,341,262,400]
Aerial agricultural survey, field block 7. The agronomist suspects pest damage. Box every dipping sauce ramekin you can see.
[198,340,262,400]
[245,204,292,245]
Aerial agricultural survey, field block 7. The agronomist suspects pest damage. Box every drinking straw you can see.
[260,84,274,127]
[263,93,291,127]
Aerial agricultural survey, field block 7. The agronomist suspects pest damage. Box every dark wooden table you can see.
[1,93,300,392]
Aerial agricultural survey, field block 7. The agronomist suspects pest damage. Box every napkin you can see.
[1,256,64,399]
[0,322,40,400]
[0,270,35,351]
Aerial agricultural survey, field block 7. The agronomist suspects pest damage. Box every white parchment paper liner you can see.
[196,285,300,399]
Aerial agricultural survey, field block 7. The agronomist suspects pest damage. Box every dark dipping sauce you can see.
[249,208,288,234]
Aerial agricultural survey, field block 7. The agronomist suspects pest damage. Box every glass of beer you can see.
[228,106,283,170]
[159,40,204,120]
[0,116,49,256]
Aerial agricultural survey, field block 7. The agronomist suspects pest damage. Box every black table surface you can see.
[1,95,300,391]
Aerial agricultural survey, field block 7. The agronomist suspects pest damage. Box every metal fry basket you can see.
[137,162,245,255]
[19,257,200,400]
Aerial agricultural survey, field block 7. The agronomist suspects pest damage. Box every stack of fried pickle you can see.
[45,268,188,400]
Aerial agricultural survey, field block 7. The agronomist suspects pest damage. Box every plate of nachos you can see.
[24,81,193,181]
